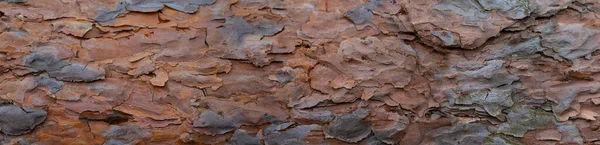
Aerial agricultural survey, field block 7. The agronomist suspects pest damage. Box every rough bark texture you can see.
[1,0,600,144]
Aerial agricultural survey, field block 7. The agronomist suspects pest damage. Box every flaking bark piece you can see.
[0,105,47,136]
[324,108,371,143]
